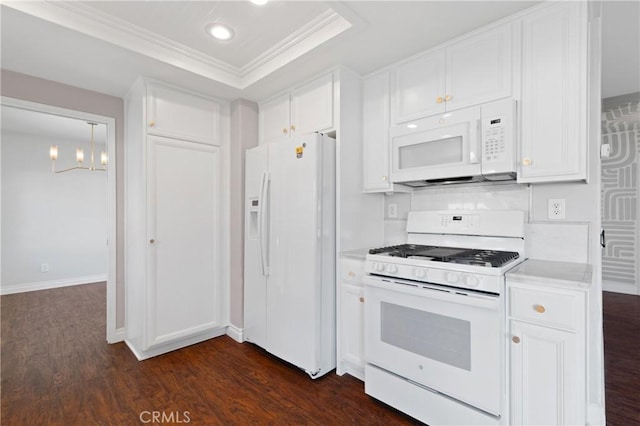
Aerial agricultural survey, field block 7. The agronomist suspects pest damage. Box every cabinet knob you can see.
[149,239,156,244]
[381,176,388,181]
[282,128,288,134]
[512,336,521,344]
[522,158,532,166]
[436,96,444,104]
[348,271,355,278]
[445,95,452,102]
[359,297,365,303]
[149,120,156,128]
[534,304,546,314]
[290,124,296,132]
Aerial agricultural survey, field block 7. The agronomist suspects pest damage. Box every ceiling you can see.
[1,1,638,103]
[2,1,543,101]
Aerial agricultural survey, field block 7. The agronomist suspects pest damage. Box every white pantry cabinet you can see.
[392,22,513,124]
[125,79,228,360]
[259,72,334,144]
[518,1,588,183]
[337,254,366,380]
[507,260,590,426]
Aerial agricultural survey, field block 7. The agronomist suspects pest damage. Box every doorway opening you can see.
[0,97,117,341]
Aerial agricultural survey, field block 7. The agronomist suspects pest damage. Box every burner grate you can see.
[369,244,519,267]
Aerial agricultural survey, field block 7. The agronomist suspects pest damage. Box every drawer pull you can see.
[534,304,546,314]
[512,336,521,344]
[359,297,365,303]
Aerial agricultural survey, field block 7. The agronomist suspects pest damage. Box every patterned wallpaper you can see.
[601,97,640,289]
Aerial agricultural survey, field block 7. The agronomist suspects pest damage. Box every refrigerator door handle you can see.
[259,171,270,276]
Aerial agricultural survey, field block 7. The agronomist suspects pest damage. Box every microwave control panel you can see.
[482,117,507,163]
[480,99,516,175]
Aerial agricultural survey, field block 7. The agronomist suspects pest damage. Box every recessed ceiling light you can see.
[206,23,235,41]
[250,0,269,5]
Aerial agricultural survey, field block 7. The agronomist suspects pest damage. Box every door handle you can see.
[259,172,270,276]
[600,230,606,248]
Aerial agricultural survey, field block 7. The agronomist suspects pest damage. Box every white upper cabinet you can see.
[393,50,446,123]
[259,93,290,143]
[363,72,392,192]
[446,23,513,112]
[392,23,513,124]
[259,72,334,144]
[518,1,588,183]
[147,83,220,145]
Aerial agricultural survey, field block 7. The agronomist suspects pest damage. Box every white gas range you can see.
[363,210,526,426]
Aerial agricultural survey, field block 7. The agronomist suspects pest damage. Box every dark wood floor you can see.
[602,291,640,426]
[1,283,419,425]
[1,285,638,425]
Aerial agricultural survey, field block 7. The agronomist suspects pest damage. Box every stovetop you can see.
[368,244,519,268]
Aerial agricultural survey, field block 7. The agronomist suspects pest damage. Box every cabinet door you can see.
[363,72,394,192]
[147,84,220,145]
[290,72,334,136]
[518,2,587,183]
[510,320,584,425]
[259,93,291,144]
[341,283,365,374]
[146,136,220,349]
[392,50,446,123]
[446,23,512,111]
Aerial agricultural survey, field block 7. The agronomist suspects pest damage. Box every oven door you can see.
[364,275,503,416]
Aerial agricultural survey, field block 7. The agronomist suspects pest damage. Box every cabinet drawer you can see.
[340,257,365,284]
[509,287,580,331]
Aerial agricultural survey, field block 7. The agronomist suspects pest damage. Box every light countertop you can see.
[507,259,592,290]
[339,248,369,260]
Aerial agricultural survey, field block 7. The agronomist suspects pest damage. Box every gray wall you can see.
[1,69,125,328]
[229,99,259,328]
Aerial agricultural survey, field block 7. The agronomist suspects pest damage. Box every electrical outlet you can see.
[40,263,49,273]
[548,199,566,220]
[388,203,398,218]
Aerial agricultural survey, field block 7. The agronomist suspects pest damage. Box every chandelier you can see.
[49,122,107,173]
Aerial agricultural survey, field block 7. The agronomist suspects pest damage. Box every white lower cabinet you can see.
[337,256,366,380]
[508,283,586,425]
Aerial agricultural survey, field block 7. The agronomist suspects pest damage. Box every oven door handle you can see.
[364,275,500,310]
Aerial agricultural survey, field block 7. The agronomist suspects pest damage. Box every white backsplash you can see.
[383,182,592,264]
[411,182,530,212]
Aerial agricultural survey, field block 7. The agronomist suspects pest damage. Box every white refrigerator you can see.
[244,133,336,378]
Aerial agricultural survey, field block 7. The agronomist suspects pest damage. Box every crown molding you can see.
[4,1,355,90]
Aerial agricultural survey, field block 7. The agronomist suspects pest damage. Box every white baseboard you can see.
[603,280,639,295]
[587,402,606,426]
[108,327,127,344]
[226,324,244,343]
[125,327,227,361]
[0,274,107,295]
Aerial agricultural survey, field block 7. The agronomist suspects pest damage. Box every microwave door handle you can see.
[470,119,481,164]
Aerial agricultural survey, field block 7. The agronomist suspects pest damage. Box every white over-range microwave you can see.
[390,98,517,187]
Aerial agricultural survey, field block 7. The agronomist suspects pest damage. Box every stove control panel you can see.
[364,259,501,294]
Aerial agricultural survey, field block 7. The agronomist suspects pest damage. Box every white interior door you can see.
[146,136,220,348]
[266,135,321,371]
